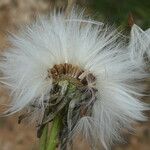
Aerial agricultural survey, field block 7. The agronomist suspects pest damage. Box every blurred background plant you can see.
[0,0,149,150]
[88,0,150,29]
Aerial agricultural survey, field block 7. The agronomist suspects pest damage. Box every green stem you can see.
[40,80,76,150]
[40,124,48,150]
[47,115,62,150]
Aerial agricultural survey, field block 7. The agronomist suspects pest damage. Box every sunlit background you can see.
[0,0,149,150]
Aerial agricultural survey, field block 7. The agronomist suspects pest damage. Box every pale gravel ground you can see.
[0,1,149,150]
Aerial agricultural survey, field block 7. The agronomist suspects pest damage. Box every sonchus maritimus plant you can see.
[0,9,150,150]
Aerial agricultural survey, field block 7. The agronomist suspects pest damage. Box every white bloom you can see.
[0,10,149,149]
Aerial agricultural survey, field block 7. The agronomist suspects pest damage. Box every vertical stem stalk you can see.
[40,124,48,150]
[47,115,62,150]
[40,81,76,150]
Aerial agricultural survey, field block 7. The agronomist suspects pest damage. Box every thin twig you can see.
[128,12,134,28]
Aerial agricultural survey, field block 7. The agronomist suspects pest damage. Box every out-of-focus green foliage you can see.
[90,0,150,29]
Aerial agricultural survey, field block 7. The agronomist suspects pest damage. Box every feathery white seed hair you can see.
[0,10,149,149]
[130,24,150,65]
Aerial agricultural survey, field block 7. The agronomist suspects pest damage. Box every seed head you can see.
[0,9,149,149]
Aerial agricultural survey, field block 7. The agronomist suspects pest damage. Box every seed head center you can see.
[48,63,96,88]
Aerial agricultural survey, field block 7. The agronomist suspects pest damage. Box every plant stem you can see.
[40,124,48,150]
[47,115,62,150]
[40,81,76,150]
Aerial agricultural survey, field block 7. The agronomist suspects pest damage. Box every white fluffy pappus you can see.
[129,24,150,65]
[0,10,149,149]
